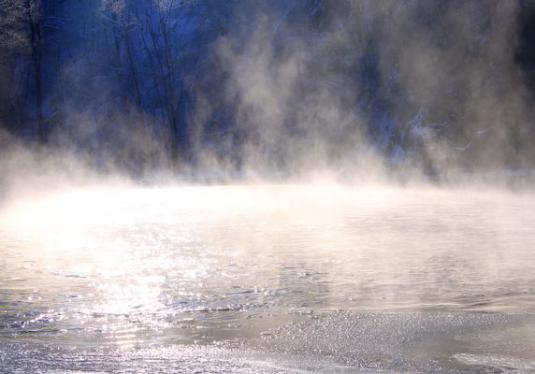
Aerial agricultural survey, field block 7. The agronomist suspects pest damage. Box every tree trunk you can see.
[27,0,44,143]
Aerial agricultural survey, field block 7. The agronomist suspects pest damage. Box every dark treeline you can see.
[0,0,238,174]
[1,0,535,178]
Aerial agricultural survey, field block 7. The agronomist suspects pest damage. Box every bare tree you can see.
[25,0,44,143]
[0,0,44,142]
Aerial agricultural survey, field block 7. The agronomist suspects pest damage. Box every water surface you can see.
[1,184,535,372]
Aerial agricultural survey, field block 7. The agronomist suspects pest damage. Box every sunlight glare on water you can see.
[1,184,535,371]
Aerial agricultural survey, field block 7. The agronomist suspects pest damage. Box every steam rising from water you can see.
[191,0,534,179]
[1,1,533,183]
[2,3,535,372]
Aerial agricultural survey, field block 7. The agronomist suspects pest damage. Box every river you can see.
[1,184,535,372]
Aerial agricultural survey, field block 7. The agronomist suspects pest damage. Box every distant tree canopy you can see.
[1,1,535,177]
[0,0,230,171]
[0,0,42,138]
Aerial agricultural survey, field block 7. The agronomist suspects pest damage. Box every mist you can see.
[2,2,535,373]
[1,0,534,188]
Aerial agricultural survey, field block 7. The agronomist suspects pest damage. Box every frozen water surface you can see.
[1,184,535,372]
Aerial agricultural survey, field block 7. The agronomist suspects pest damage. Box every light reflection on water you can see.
[1,184,535,349]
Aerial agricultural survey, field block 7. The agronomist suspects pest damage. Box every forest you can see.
[1,0,535,180]
[3,3,535,372]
